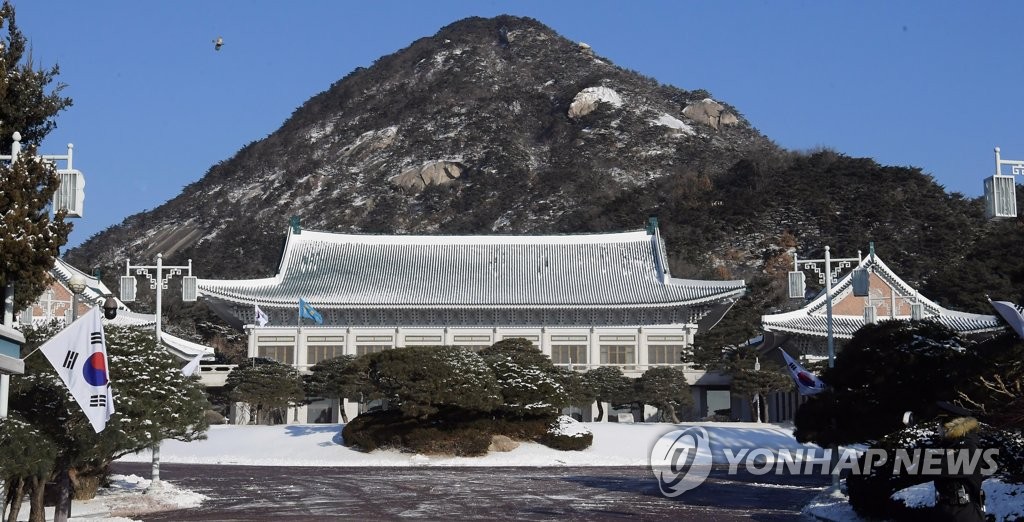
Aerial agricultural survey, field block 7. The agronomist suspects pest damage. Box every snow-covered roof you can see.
[52,258,132,313]
[197,228,746,309]
[160,332,215,360]
[762,254,1002,338]
[50,259,215,360]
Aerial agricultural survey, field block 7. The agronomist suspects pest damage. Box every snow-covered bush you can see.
[540,415,593,451]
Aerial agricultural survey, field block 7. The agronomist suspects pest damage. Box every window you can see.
[648,345,684,365]
[551,345,587,365]
[453,335,491,343]
[307,345,344,365]
[257,336,295,364]
[356,345,390,357]
[551,335,587,342]
[258,345,294,364]
[502,335,540,342]
[599,335,636,342]
[354,335,392,356]
[600,345,635,365]
[404,335,443,344]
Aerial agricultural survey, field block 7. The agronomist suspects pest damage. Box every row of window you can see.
[258,342,685,366]
[249,307,693,327]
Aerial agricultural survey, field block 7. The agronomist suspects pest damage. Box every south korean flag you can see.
[39,307,115,432]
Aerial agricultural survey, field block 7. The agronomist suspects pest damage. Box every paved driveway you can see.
[112,463,828,520]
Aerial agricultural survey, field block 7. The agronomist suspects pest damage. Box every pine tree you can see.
[479,338,568,416]
[0,323,209,521]
[304,354,360,422]
[0,0,73,312]
[358,346,503,419]
[225,359,305,424]
[582,366,631,421]
[636,367,694,423]
[793,320,978,446]
[731,368,793,423]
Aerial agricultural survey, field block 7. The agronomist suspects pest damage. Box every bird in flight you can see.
[213,36,224,51]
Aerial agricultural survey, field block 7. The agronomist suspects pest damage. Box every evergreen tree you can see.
[359,346,502,418]
[552,367,597,418]
[636,367,694,423]
[731,368,793,423]
[225,359,305,424]
[304,354,360,422]
[0,0,74,312]
[479,338,568,416]
[582,366,631,421]
[794,320,979,446]
[1,323,209,521]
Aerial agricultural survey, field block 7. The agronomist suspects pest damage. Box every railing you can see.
[197,364,236,387]
[553,362,702,373]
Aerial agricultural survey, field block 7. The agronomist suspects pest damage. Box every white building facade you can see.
[198,220,746,423]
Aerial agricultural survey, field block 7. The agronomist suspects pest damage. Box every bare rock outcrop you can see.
[391,160,464,191]
[682,98,739,129]
[488,434,520,453]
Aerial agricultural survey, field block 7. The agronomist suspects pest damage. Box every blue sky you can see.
[14,1,1024,249]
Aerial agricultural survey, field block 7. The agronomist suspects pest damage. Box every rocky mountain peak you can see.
[69,14,773,279]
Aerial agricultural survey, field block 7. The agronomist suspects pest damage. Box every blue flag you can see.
[298,298,323,325]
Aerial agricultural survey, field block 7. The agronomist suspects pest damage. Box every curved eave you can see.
[762,313,1005,339]
[196,280,746,310]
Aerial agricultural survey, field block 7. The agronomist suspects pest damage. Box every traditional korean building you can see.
[757,249,1004,421]
[19,259,214,362]
[197,219,747,422]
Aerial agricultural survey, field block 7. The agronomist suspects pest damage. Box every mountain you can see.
[65,15,1024,352]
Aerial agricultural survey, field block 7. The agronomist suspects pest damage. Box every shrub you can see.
[539,415,593,451]
[404,427,491,457]
[846,421,1024,519]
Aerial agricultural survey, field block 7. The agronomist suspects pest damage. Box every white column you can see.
[155,253,163,345]
[0,374,9,418]
[636,329,648,369]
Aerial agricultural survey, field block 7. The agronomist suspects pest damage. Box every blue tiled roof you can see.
[197,229,746,309]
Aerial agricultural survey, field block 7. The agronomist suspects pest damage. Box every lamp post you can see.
[68,274,87,322]
[788,247,862,368]
[788,246,862,490]
[119,253,197,344]
[118,253,196,487]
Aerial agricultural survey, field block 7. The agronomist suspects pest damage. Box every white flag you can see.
[780,349,827,396]
[39,307,115,433]
[991,300,1024,340]
[182,352,204,377]
[254,304,269,327]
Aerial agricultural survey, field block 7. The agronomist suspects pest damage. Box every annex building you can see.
[197,220,747,422]
[756,249,1003,422]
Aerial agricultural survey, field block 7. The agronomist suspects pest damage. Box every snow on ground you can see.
[25,420,1021,520]
[115,420,820,467]
[12,474,204,522]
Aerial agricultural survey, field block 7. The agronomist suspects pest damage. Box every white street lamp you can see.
[68,274,87,322]
[788,247,862,368]
[119,253,196,344]
[117,253,196,488]
[788,245,863,491]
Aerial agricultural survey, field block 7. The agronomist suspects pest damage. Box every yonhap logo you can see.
[650,426,713,496]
